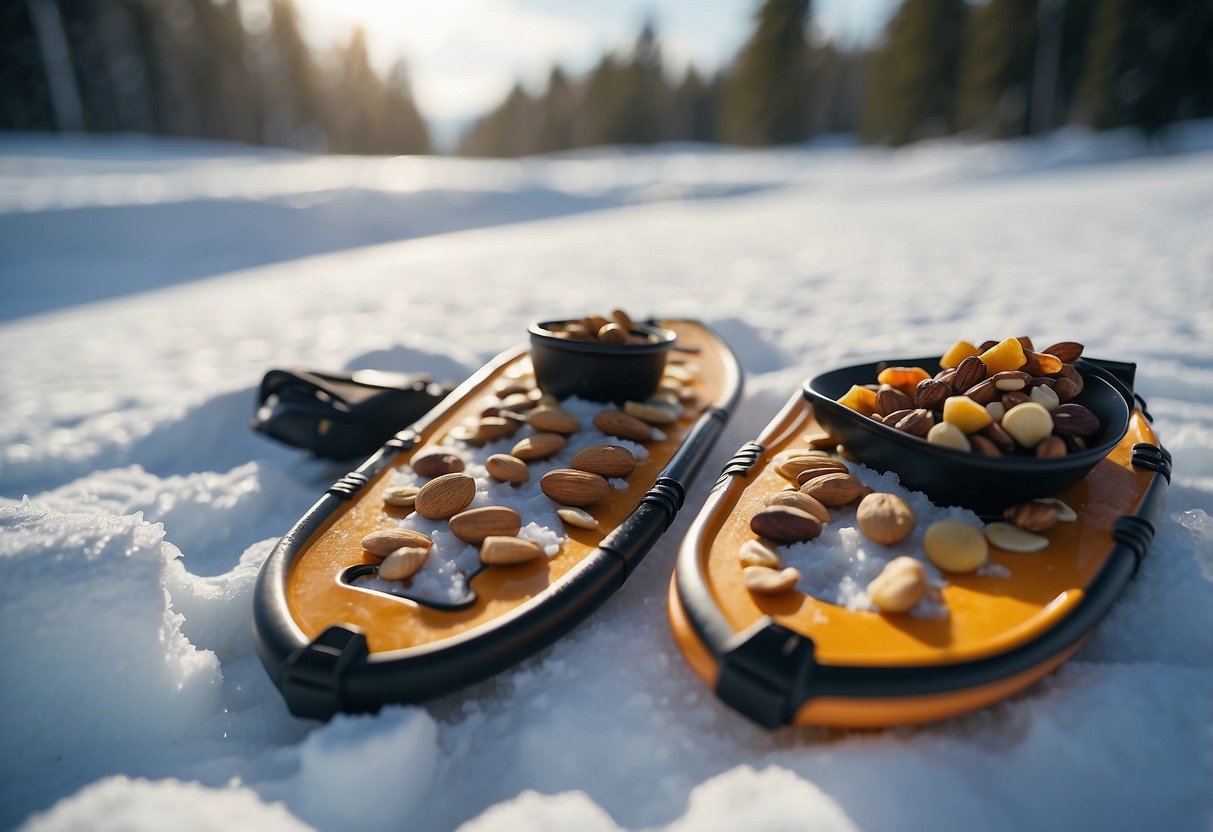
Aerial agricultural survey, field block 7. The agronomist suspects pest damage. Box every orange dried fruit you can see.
[837,384,879,417]
[876,366,930,396]
[940,340,981,369]
[978,337,1027,374]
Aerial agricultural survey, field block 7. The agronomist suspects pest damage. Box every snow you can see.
[1,126,1212,831]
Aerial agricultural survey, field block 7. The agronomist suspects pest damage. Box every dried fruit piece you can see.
[837,384,879,417]
[742,565,801,595]
[978,337,1028,374]
[739,540,782,569]
[867,557,928,613]
[923,520,988,573]
[540,469,610,507]
[927,421,971,451]
[1002,402,1054,448]
[750,505,824,543]
[985,522,1049,553]
[877,366,930,396]
[361,528,432,558]
[856,492,916,545]
[378,546,429,581]
[480,536,544,565]
[940,340,981,369]
[485,453,530,484]
[942,396,993,434]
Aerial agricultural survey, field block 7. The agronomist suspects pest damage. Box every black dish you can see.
[804,356,1132,514]
[529,320,677,403]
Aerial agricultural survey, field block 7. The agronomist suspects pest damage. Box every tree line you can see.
[0,0,429,154]
[463,0,1213,156]
[2,0,1210,157]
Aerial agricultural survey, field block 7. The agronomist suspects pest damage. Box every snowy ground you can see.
[1,127,1211,831]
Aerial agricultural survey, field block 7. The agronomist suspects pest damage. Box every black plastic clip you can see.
[1131,443,1172,483]
[641,477,686,527]
[715,618,815,729]
[327,471,370,500]
[1112,515,1156,577]
[714,441,764,490]
[281,625,369,720]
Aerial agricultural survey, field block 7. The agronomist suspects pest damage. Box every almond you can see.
[484,453,530,483]
[893,409,934,437]
[801,472,865,506]
[742,565,801,595]
[914,378,952,410]
[449,505,522,544]
[411,447,465,477]
[739,540,782,569]
[951,355,987,393]
[527,406,580,435]
[382,486,420,510]
[856,493,916,545]
[802,432,840,449]
[867,556,928,613]
[570,444,637,478]
[475,416,517,442]
[540,468,610,506]
[624,400,680,425]
[984,522,1049,553]
[875,385,914,417]
[1042,341,1084,363]
[378,546,429,581]
[414,472,476,520]
[593,410,654,442]
[1035,435,1068,458]
[480,535,544,565]
[749,505,823,543]
[511,432,567,461]
[775,455,848,482]
[1051,403,1100,437]
[361,528,433,558]
[1003,501,1060,532]
[763,489,832,523]
[555,506,599,530]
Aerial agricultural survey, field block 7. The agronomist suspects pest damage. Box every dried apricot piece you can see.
[940,340,981,369]
[876,366,930,396]
[942,396,993,434]
[837,384,879,417]
[978,337,1027,374]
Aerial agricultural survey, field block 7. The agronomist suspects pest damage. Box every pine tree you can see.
[862,0,967,145]
[719,0,813,145]
[957,0,1038,138]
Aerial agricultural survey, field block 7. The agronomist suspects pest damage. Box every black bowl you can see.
[804,356,1132,514]
[529,320,677,403]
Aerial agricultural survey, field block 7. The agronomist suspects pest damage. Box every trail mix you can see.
[739,440,1079,615]
[357,350,702,585]
[837,337,1101,457]
[542,309,659,345]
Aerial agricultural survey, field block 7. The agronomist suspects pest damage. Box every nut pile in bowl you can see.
[541,309,661,346]
[836,337,1100,457]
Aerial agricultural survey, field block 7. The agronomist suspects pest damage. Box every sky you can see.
[289,0,897,140]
